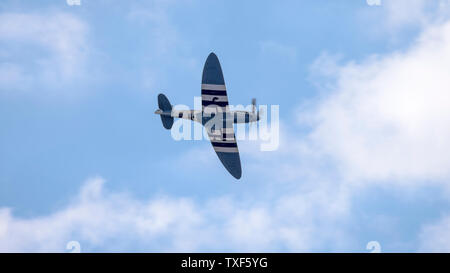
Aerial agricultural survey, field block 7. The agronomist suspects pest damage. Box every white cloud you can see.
[0,176,351,252]
[359,0,450,44]
[0,177,205,252]
[0,12,89,91]
[304,20,450,183]
[387,0,450,28]
[383,0,429,29]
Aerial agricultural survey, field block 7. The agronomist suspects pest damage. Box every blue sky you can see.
[1,0,450,252]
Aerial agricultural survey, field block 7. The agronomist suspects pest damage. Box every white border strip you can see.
[213,146,239,153]
[201,84,226,91]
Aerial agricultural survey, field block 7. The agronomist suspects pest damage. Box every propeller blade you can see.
[251,98,256,114]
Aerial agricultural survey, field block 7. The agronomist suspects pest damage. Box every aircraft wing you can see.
[201,53,242,179]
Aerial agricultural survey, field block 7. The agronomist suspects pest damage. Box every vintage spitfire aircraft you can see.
[155,52,261,179]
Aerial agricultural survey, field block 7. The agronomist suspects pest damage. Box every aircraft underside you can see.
[155,52,262,179]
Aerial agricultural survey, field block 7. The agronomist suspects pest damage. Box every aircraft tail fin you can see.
[158,93,173,130]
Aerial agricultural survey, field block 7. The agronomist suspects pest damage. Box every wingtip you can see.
[231,169,242,180]
[206,52,219,61]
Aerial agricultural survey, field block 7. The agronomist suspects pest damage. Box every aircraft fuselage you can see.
[155,109,259,124]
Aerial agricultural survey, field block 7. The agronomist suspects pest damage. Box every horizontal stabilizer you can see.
[160,115,173,130]
[158,93,172,112]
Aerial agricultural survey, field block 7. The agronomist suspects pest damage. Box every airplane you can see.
[154,52,262,179]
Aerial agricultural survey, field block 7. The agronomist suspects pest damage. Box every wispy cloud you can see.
[0,176,351,252]
[127,1,179,55]
[0,12,90,92]
[260,40,297,60]
[125,0,199,91]
[304,20,450,184]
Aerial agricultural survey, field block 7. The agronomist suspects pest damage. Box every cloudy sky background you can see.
[1,0,450,252]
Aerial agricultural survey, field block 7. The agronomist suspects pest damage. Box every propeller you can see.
[251,98,256,114]
[251,98,265,121]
